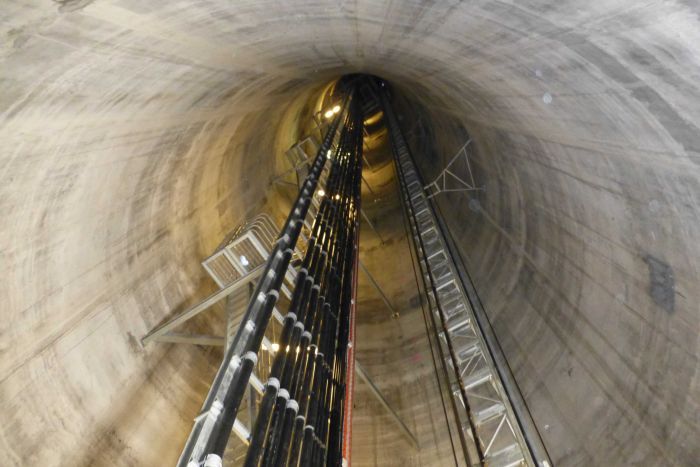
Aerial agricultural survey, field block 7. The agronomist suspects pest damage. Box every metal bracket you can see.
[141,265,265,346]
[141,211,409,456]
[424,139,482,199]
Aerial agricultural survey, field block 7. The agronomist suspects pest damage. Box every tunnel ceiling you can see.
[2,1,700,466]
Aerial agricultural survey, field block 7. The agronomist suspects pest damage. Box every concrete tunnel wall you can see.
[2,1,699,466]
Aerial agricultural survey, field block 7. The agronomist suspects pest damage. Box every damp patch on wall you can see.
[643,254,675,313]
[54,0,95,13]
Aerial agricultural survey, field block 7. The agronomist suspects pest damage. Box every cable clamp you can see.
[286,399,299,413]
[266,377,280,391]
[203,454,222,467]
[242,351,258,365]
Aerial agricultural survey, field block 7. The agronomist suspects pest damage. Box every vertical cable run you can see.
[240,83,364,467]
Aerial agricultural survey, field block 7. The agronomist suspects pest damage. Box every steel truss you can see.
[379,86,551,467]
[424,139,482,199]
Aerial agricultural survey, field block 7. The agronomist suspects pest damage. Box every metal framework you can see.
[424,139,481,199]
[202,214,297,289]
[379,86,551,467]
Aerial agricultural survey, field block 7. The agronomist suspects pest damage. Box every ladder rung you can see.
[474,403,506,425]
[435,278,456,292]
[446,315,469,333]
[434,273,453,288]
[461,368,491,390]
[233,418,251,445]
[486,444,525,467]
[420,225,436,236]
[455,344,481,365]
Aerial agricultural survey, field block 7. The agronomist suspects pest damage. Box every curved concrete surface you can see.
[2,1,699,466]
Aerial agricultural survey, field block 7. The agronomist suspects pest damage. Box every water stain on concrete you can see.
[54,0,95,13]
[643,254,675,313]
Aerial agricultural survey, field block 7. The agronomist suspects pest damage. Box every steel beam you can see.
[141,265,264,346]
[355,361,419,449]
[359,260,398,317]
[155,333,225,346]
[361,208,385,244]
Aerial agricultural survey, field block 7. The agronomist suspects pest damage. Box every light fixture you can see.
[334,194,341,200]
[271,343,280,352]
[332,104,341,114]
[324,109,334,119]
[317,189,325,197]
[239,255,249,266]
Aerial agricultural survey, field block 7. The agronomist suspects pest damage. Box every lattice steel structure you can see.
[379,85,551,467]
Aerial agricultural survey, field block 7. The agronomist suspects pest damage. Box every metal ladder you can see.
[381,95,537,467]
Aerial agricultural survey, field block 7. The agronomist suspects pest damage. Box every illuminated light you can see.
[261,343,268,351]
[271,343,280,352]
[296,346,300,354]
[334,194,341,200]
[332,105,341,114]
[286,345,291,353]
[317,189,325,197]
[327,149,333,157]
[240,255,249,266]
[324,110,334,119]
